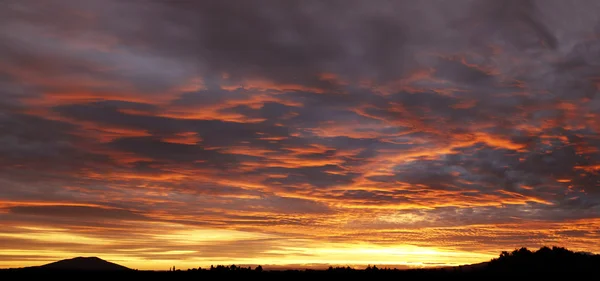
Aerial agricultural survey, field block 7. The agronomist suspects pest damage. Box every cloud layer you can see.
[1,0,600,269]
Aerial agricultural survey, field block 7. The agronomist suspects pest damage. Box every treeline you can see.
[487,246,600,273]
[175,264,263,272]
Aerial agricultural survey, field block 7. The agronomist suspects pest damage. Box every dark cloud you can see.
[7,205,148,221]
[108,136,235,167]
[460,0,558,51]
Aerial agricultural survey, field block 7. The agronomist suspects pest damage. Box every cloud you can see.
[6,205,149,221]
[1,0,600,269]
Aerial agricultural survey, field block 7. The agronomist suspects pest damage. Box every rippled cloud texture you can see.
[1,0,600,270]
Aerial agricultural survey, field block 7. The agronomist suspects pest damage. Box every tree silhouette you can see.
[488,246,600,274]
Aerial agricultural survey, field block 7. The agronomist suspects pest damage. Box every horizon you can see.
[6,246,597,271]
[2,0,600,271]
[3,255,451,271]
[2,243,495,270]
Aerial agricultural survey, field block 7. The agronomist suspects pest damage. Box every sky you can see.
[1,0,600,270]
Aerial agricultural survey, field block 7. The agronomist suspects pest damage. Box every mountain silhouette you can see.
[36,257,131,271]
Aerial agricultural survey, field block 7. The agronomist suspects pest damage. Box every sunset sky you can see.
[1,0,600,270]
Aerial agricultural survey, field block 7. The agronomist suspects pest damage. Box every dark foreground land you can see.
[1,247,599,280]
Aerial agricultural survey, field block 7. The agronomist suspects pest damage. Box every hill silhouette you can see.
[36,257,131,271]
